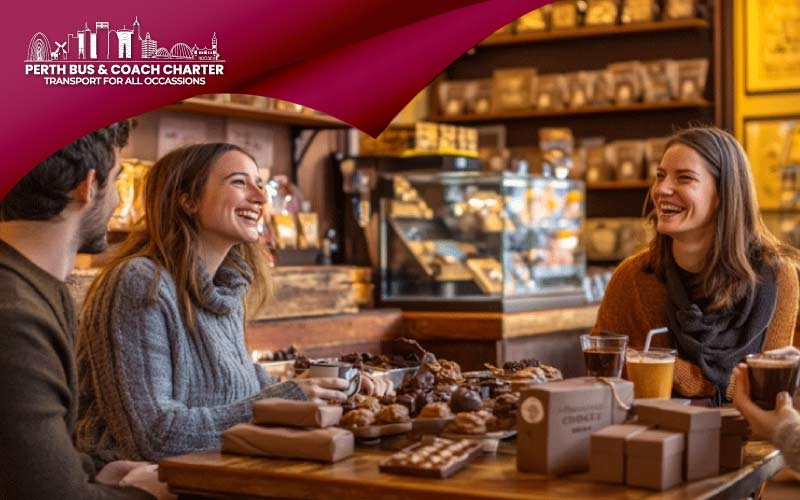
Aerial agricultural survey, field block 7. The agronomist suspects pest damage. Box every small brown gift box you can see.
[222,423,354,463]
[633,401,721,481]
[626,430,685,491]
[719,408,749,470]
[517,377,634,476]
[252,399,342,428]
[590,424,650,484]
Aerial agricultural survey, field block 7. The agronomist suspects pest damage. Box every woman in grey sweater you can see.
[77,143,346,464]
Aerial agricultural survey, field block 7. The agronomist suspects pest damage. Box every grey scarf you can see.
[665,257,777,405]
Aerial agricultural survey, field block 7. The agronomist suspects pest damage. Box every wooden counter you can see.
[403,305,599,341]
[159,441,783,500]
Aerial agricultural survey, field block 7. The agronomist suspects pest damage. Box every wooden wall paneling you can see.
[245,309,403,354]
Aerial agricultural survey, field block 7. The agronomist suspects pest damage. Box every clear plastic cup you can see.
[626,347,676,399]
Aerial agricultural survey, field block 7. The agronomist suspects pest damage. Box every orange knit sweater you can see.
[592,250,800,398]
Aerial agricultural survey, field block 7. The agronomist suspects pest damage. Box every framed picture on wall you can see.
[743,116,800,210]
[745,0,800,94]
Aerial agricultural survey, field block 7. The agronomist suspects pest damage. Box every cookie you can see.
[419,402,453,419]
[340,408,375,428]
[375,403,411,424]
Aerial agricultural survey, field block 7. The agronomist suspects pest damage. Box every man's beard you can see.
[77,193,110,254]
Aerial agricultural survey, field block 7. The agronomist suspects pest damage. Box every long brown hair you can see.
[646,126,800,311]
[85,143,272,332]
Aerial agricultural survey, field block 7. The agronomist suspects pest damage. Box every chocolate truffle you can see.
[449,387,483,413]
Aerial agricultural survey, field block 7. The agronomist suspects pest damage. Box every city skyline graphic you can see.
[26,16,221,62]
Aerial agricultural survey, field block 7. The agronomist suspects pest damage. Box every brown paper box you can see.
[636,402,721,481]
[517,377,634,476]
[626,430,685,491]
[222,423,354,463]
[590,424,649,484]
[252,399,342,428]
[632,399,690,427]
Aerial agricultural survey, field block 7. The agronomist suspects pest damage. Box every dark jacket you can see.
[0,240,153,500]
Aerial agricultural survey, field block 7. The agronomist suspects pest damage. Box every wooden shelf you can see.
[479,18,710,47]
[587,180,652,190]
[165,98,349,128]
[428,100,712,123]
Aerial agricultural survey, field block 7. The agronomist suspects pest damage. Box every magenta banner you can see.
[2,0,550,199]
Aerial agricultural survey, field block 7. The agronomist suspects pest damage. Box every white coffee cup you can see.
[308,361,361,397]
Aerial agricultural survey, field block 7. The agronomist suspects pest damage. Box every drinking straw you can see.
[643,327,669,352]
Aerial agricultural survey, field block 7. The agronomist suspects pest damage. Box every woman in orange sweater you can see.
[593,126,800,404]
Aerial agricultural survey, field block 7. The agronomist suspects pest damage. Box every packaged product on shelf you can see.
[416,122,440,152]
[584,141,609,184]
[536,74,568,110]
[644,137,669,179]
[466,79,493,115]
[272,214,298,249]
[566,72,591,108]
[664,0,697,20]
[584,0,620,26]
[457,127,479,154]
[437,80,469,116]
[620,0,657,23]
[539,127,575,179]
[677,58,709,100]
[640,59,679,102]
[606,140,646,181]
[438,124,458,152]
[111,158,151,231]
[585,218,652,260]
[550,0,580,30]
[587,70,615,106]
[491,68,538,111]
[297,212,320,249]
[608,61,643,105]
[516,6,550,32]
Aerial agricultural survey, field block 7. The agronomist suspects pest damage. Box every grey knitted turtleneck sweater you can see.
[76,255,305,464]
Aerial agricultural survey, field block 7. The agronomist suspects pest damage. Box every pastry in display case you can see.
[379,171,586,312]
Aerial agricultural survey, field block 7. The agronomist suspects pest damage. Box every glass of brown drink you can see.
[580,333,628,377]
[745,353,800,410]
[626,348,676,399]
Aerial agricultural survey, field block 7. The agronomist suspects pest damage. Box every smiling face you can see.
[651,143,719,242]
[193,150,266,249]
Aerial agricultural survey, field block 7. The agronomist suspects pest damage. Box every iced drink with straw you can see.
[625,327,676,399]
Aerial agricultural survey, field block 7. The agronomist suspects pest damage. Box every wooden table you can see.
[159,441,784,500]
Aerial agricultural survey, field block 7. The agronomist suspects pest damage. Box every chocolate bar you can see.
[252,399,342,428]
[379,436,483,478]
[222,424,354,463]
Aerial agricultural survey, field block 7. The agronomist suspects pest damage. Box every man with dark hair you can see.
[0,122,160,499]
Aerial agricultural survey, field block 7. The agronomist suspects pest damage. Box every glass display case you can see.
[379,171,587,312]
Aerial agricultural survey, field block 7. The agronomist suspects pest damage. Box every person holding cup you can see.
[732,357,800,471]
[76,144,347,465]
[593,126,800,405]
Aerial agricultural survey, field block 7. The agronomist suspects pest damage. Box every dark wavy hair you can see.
[646,126,800,311]
[0,120,131,221]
